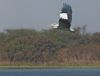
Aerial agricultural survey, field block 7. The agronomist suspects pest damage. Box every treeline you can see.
[0,28,100,65]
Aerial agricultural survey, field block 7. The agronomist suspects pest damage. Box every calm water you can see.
[0,68,100,76]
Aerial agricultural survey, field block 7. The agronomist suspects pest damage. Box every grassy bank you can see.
[1,60,100,69]
[0,64,100,69]
[0,28,100,68]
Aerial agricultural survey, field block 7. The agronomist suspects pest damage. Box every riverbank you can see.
[0,64,100,69]
[0,29,100,69]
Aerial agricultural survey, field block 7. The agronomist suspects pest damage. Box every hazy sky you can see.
[0,0,100,32]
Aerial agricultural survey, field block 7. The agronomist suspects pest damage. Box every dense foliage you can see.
[0,28,100,65]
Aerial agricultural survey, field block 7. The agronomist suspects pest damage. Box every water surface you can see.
[0,68,100,76]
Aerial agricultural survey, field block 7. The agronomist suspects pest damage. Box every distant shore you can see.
[0,29,100,69]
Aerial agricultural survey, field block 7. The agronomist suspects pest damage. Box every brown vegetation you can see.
[0,28,100,65]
